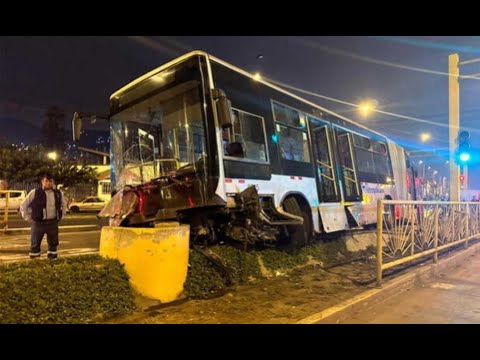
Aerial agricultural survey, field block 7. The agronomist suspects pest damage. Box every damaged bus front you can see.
[98,53,232,231]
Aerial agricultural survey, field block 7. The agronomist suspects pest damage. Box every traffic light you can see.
[456,130,471,164]
[460,174,466,183]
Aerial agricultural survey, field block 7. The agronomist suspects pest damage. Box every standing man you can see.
[20,173,67,259]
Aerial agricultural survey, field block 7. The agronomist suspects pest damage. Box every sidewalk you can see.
[327,243,480,323]
[298,239,480,324]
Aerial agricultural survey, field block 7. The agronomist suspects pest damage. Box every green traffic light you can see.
[459,152,471,162]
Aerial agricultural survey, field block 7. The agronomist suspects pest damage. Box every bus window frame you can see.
[308,116,340,201]
[332,123,393,183]
[271,99,312,164]
[223,107,270,165]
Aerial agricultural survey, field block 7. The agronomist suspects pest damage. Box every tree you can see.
[52,162,97,188]
[0,143,97,187]
[0,143,48,182]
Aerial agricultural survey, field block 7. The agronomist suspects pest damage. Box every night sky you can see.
[2,36,480,183]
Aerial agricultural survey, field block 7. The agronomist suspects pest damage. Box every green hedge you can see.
[184,250,229,299]
[0,255,136,324]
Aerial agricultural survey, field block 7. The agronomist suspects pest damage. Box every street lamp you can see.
[358,100,376,117]
[420,133,431,142]
[47,151,58,161]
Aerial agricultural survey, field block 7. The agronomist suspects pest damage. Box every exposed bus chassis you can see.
[99,177,302,248]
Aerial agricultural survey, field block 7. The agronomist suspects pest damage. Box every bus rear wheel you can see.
[283,196,312,250]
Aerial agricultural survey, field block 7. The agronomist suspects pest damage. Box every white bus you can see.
[82,51,414,248]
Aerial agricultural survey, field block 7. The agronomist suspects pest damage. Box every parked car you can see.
[0,190,27,212]
[68,196,106,213]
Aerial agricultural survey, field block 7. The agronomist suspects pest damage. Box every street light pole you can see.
[449,54,460,201]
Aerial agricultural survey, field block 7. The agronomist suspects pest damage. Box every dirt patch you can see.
[113,257,377,324]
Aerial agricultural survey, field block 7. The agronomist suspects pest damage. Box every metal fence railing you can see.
[7,181,37,194]
[376,200,480,285]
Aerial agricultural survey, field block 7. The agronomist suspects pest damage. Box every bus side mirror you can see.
[72,112,82,142]
[212,89,233,129]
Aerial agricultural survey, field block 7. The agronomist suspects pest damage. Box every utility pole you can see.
[448,54,460,201]
[461,165,468,192]
[449,55,480,200]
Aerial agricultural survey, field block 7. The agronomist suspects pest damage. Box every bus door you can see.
[310,120,340,203]
[334,130,362,202]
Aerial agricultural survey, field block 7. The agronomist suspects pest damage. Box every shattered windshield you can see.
[111,80,207,189]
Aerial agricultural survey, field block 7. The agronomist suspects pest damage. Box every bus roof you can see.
[111,50,393,142]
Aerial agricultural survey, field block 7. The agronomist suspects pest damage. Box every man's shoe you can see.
[47,253,58,260]
[30,255,40,259]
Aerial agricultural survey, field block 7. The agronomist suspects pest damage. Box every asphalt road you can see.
[0,230,101,263]
[2,212,107,228]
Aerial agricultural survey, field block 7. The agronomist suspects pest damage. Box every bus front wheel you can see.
[283,196,312,250]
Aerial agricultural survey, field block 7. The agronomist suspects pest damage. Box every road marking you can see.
[0,230,100,241]
[7,224,98,231]
[0,243,30,249]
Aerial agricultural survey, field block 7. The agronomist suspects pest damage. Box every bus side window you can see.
[337,134,351,166]
[223,108,267,162]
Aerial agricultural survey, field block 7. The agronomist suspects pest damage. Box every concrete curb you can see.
[4,224,99,235]
[296,241,480,324]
